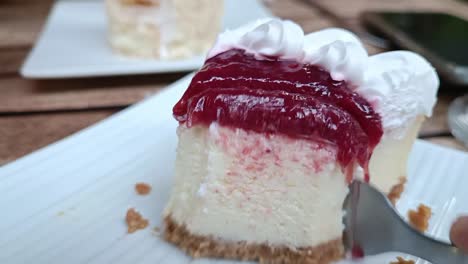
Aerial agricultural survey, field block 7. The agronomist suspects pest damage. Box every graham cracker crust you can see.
[163,180,405,263]
[387,177,406,205]
[163,216,343,264]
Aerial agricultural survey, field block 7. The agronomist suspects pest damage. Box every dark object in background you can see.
[362,12,468,87]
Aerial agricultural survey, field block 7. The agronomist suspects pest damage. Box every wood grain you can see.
[420,95,455,136]
[0,47,28,75]
[0,73,186,113]
[267,0,336,31]
[0,110,117,165]
[0,0,53,48]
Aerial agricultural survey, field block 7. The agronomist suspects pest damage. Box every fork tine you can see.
[343,181,468,263]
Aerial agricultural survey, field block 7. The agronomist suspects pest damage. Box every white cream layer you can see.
[207,18,439,139]
[164,124,347,248]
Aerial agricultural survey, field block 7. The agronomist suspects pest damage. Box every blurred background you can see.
[1,0,468,165]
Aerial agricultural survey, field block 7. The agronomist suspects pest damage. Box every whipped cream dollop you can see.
[207,18,439,139]
[208,19,305,62]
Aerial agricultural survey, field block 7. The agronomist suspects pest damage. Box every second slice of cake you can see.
[106,0,223,59]
[164,19,439,263]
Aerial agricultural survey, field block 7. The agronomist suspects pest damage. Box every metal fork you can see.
[343,180,468,263]
[448,94,468,148]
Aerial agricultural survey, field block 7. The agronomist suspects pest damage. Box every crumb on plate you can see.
[388,177,406,205]
[135,182,152,195]
[126,208,149,233]
[408,204,432,232]
[390,256,415,264]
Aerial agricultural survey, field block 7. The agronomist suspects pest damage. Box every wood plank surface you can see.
[0,110,117,165]
[0,73,186,113]
[0,48,28,75]
[420,95,455,136]
[0,0,53,48]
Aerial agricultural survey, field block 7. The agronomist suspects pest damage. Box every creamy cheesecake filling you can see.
[370,116,424,193]
[164,117,424,250]
[164,124,347,248]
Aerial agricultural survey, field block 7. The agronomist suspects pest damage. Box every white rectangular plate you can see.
[20,0,271,79]
[1,75,467,264]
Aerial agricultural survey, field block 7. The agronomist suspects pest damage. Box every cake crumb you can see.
[126,208,149,233]
[388,177,406,205]
[135,182,152,195]
[408,204,432,232]
[390,256,415,264]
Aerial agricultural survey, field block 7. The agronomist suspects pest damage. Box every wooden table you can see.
[0,0,466,166]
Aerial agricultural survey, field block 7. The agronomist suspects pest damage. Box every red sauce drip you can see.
[350,181,362,258]
[351,245,364,259]
[173,49,383,178]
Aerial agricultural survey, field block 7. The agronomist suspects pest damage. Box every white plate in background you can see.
[20,0,272,79]
[1,75,467,263]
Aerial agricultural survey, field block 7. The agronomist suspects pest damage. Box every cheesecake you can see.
[163,19,439,263]
[105,0,223,59]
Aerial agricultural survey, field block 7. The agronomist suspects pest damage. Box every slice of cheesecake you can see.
[105,0,223,59]
[163,19,439,263]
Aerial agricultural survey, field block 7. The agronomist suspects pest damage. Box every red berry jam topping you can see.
[173,49,383,181]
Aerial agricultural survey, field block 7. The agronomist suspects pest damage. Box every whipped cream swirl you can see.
[208,19,305,60]
[207,18,439,139]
